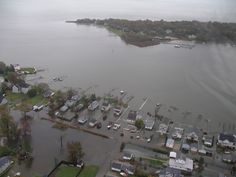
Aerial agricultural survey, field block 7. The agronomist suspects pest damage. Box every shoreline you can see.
[67,18,236,47]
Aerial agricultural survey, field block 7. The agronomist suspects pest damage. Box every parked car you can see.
[54,111,63,118]
[76,160,84,168]
[89,118,98,127]
[32,104,44,111]
[78,116,88,124]
[113,106,123,116]
[113,123,121,130]
[101,102,111,112]
[107,122,113,129]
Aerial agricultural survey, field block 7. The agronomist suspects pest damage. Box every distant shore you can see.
[67,18,236,47]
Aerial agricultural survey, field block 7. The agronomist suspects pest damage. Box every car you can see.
[120,172,128,177]
[107,122,113,129]
[113,123,121,130]
[89,118,98,127]
[76,160,84,168]
[96,122,102,129]
[78,116,88,124]
[33,104,44,111]
[54,111,63,118]
[113,107,123,116]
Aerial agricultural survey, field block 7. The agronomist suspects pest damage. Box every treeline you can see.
[74,18,236,46]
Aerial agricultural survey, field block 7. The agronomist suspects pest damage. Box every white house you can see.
[217,133,236,149]
[169,157,193,174]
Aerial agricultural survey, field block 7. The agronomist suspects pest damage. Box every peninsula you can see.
[67,18,236,47]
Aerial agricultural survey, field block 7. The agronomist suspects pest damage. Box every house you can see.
[157,123,169,135]
[127,110,137,123]
[222,154,236,164]
[217,133,236,149]
[169,157,193,174]
[169,152,177,159]
[166,138,175,149]
[202,135,214,147]
[181,144,190,153]
[61,111,76,121]
[0,156,13,175]
[101,101,111,112]
[190,143,198,153]
[12,85,20,93]
[111,161,135,175]
[65,100,76,108]
[186,128,201,142]
[71,95,81,101]
[172,127,184,140]
[159,167,182,177]
[144,118,155,130]
[12,64,21,71]
[12,82,31,94]
[60,105,69,112]
[88,101,99,111]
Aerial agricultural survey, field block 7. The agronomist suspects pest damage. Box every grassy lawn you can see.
[55,165,81,177]
[6,91,47,111]
[20,67,36,74]
[79,165,99,177]
[25,95,46,105]
[6,92,25,102]
[143,157,167,167]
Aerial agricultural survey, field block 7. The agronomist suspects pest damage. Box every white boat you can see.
[174,45,181,48]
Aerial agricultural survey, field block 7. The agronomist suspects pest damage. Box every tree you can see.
[135,119,144,130]
[27,88,37,97]
[6,72,18,84]
[0,61,6,74]
[0,107,19,141]
[199,157,205,171]
[54,90,66,107]
[67,141,84,163]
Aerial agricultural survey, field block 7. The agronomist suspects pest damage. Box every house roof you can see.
[169,151,177,158]
[0,156,10,167]
[145,119,155,129]
[159,167,181,177]
[127,110,137,121]
[218,133,236,143]
[181,144,190,150]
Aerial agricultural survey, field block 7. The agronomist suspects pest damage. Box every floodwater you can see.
[1,0,236,176]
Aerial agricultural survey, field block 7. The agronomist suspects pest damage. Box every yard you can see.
[6,91,47,110]
[54,165,81,177]
[79,165,99,177]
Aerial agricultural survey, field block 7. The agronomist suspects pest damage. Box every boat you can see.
[174,45,181,48]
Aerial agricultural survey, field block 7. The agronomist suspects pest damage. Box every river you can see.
[0,0,236,176]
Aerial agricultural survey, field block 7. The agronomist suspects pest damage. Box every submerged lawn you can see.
[55,165,80,177]
[79,165,99,177]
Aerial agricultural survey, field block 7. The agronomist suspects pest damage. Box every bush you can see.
[135,119,144,130]
[0,146,15,157]
[27,88,37,97]
[120,142,125,152]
